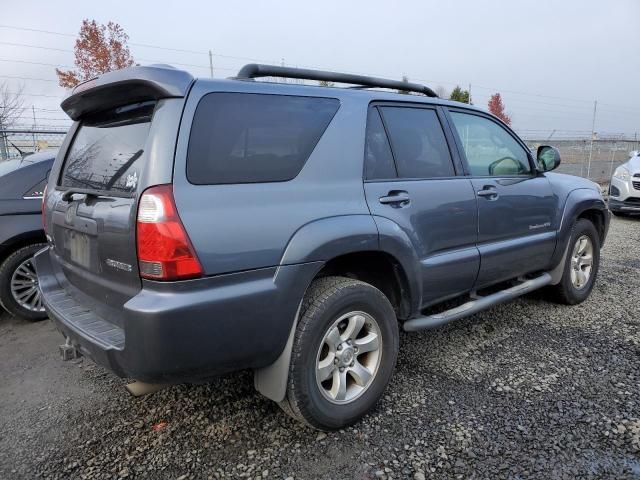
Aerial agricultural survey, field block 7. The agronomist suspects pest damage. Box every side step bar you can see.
[403,273,552,332]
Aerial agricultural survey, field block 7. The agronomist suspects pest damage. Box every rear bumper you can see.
[35,247,322,382]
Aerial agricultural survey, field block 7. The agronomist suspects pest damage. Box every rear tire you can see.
[282,276,399,430]
[0,243,48,321]
[548,219,600,305]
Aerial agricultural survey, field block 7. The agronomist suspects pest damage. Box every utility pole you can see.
[468,83,472,104]
[0,120,6,161]
[609,141,617,178]
[586,100,597,179]
[32,105,37,152]
[208,50,214,78]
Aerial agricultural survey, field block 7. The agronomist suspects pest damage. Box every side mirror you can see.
[630,150,639,158]
[536,145,561,172]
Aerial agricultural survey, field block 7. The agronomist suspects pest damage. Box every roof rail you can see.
[235,64,438,98]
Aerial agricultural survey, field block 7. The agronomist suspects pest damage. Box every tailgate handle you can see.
[61,190,97,202]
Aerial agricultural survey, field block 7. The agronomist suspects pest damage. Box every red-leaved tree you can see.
[56,20,135,88]
[487,93,511,125]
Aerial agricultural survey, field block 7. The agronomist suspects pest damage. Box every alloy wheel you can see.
[10,257,44,313]
[315,311,382,404]
[570,235,594,290]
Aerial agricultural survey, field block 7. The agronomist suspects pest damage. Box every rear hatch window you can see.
[60,101,155,194]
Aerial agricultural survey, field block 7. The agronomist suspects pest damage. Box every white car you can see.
[609,151,640,216]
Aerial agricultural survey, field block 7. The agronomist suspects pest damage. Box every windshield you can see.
[59,101,155,193]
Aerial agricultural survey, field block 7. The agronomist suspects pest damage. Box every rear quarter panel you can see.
[172,80,372,275]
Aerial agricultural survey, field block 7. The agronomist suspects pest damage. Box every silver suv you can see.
[609,151,640,216]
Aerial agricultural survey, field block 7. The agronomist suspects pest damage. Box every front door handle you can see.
[379,190,410,207]
[477,186,499,200]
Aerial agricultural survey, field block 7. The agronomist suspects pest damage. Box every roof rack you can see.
[235,64,438,98]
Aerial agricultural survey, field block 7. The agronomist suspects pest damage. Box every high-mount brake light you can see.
[136,185,203,281]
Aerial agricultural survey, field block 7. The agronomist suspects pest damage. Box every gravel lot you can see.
[1,216,639,479]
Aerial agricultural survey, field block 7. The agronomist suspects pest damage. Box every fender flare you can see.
[255,214,421,402]
[550,188,608,269]
[370,215,423,315]
[279,214,379,265]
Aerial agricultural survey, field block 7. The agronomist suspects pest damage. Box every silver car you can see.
[609,151,640,216]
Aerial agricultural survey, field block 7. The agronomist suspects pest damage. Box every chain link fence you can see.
[524,139,638,184]
[0,128,67,160]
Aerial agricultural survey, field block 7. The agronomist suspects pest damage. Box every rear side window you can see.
[365,108,396,180]
[60,101,154,193]
[187,93,340,184]
[379,107,455,179]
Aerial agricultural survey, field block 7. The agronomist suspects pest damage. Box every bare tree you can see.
[0,82,25,129]
[0,82,26,160]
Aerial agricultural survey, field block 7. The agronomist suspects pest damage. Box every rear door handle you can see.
[477,186,499,200]
[379,191,410,207]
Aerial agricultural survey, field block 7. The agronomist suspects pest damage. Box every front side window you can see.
[379,107,455,179]
[187,93,339,184]
[449,111,531,176]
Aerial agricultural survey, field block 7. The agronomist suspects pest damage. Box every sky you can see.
[1,0,639,139]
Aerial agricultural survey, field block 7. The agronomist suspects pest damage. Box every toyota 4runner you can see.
[36,64,610,430]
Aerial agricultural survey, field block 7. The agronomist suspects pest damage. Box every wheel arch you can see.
[551,189,608,270]
[0,229,47,264]
[256,215,419,403]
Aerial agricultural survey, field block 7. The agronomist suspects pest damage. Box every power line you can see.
[1,23,638,130]
[0,41,71,53]
[7,91,62,98]
[0,41,220,70]
[0,58,73,68]
[0,74,56,82]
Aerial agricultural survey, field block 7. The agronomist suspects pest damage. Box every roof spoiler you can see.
[61,65,194,120]
[235,63,438,98]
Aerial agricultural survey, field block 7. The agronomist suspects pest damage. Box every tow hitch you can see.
[59,337,81,361]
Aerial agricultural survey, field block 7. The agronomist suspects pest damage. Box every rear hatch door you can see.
[45,67,192,324]
[50,102,152,316]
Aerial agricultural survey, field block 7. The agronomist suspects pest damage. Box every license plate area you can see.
[64,229,92,269]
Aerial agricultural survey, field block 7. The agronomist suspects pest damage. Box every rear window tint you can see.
[365,108,396,180]
[60,101,154,193]
[187,93,339,184]
[380,107,455,179]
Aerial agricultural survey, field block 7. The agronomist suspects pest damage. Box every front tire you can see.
[282,276,399,430]
[549,219,600,305]
[0,243,48,321]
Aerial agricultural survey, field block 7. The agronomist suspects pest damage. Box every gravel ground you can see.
[1,216,639,480]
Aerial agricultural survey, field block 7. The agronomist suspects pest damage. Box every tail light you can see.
[136,185,203,281]
[42,184,47,233]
